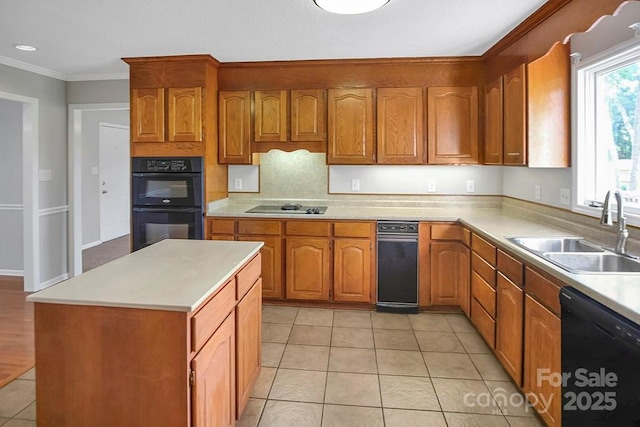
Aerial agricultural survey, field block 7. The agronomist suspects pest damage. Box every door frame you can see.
[68,103,129,277]
[98,121,130,242]
[0,91,39,291]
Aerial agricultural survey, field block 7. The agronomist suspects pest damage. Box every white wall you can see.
[502,167,572,208]
[0,63,68,287]
[81,111,129,246]
[0,99,24,274]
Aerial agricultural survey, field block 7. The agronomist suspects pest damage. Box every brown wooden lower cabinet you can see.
[285,237,331,300]
[495,273,524,386]
[333,238,372,302]
[239,236,283,299]
[431,241,464,305]
[235,279,262,417]
[192,313,236,427]
[523,294,561,427]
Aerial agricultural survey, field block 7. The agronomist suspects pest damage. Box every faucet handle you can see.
[599,190,613,226]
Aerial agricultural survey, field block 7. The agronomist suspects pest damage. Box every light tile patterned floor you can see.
[240,306,546,427]
[0,306,547,427]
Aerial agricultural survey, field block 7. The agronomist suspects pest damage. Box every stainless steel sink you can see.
[507,237,604,253]
[506,236,640,274]
[541,252,640,274]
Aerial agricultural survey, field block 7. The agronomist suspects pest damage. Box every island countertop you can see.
[27,239,263,311]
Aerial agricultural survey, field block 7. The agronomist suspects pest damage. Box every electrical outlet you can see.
[427,181,436,192]
[535,185,541,201]
[234,178,243,190]
[560,188,570,206]
[466,180,475,193]
[92,166,99,175]
[351,179,360,191]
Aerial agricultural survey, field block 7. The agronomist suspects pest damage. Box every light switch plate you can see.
[92,167,99,175]
[234,178,243,190]
[39,170,52,182]
[351,179,360,191]
[427,181,436,193]
[535,185,541,200]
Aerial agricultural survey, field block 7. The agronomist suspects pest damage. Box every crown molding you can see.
[0,55,67,81]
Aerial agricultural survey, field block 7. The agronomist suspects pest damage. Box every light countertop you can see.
[27,239,263,312]
[209,201,640,324]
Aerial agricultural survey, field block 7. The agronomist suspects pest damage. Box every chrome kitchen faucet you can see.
[600,190,633,256]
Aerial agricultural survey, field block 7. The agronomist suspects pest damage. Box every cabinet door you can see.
[239,236,283,299]
[527,42,570,167]
[427,87,479,164]
[236,280,262,418]
[131,88,165,142]
[458,244,471,317]
[255,90,287,142]
[291,89,325,142]
[524,295,561,427]
[430,242,460,305]
[285,237,330,300]
[334,238,372,302]
[377,87,424,164]
[483,77,503,165]
[167,87,202,142]
[192,313,236,427]
[219,91,251,164]
[495,273,523,386]
[503,64,527,165]
[327,88,374,164]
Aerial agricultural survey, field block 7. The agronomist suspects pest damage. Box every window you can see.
[575,41,640,224]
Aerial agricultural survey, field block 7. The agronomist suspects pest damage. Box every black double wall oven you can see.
[131,157,204,251]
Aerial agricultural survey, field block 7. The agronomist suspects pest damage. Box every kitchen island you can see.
[27,239,264,427]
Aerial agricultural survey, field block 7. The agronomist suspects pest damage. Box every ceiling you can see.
[0,0,548,81]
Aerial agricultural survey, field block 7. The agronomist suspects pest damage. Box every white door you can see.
[99,123,130,242]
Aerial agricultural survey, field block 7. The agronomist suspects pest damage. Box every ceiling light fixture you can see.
[15,44,37,52]
[314,0,390,15]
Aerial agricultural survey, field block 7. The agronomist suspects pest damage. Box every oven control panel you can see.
[132,157,202,173]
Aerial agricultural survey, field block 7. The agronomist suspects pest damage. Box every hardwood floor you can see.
[0,276,34,388]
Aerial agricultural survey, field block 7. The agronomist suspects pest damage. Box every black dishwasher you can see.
[376,221,418,313]
[560,287,640,426]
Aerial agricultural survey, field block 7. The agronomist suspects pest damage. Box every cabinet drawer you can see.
[471,252,496,286]
[471,298,496,348]
[472,234,496,265]
[431,224,471,246]
[525,267,561,315]
[210,219,235,235]
[238,220,282,235]
[236,254,261,300]
[334,222,373,238]
[472,271,496,318]
[286,221,331,237]
[191,279,237,352]
[497,249,523,286]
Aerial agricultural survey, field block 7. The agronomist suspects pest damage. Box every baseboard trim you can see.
[40,273,69,289]
[82,240,102,250]
[0,269,24,277]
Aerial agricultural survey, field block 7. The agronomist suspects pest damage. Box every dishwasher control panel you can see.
[377,221,418,235]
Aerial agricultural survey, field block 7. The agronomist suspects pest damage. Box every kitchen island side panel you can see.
[34,303,189,427]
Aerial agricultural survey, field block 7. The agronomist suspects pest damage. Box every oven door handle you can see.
[378,236,419,243]
[132,207,203,213]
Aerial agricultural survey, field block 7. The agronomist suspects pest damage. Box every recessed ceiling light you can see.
[314,0,390,15]
[15,44,37,52]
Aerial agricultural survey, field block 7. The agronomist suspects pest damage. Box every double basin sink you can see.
[507,237,640,274]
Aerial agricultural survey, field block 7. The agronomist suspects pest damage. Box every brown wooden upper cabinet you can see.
[254,90,287,142]
[485,43,570,168]
[503,64,527,165]
[527,42,570,168]
[427,87,479,164]
[219,90,252,164]
[327,88,374,164]
[131,87,203,143]
[483,77,504,165]
[376,87,424,164]
[291,89,326,142]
